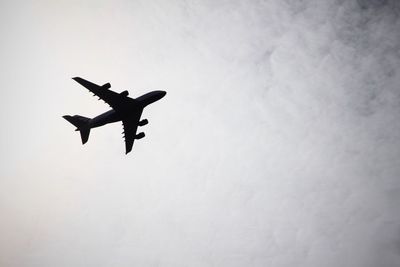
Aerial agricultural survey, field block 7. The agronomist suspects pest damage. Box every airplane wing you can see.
[122,109,143,154]
[72,77,135,111]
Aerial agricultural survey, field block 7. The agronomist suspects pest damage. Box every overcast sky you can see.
[1,0,400,266]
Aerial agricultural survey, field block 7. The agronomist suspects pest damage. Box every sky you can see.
[0,0,400,266]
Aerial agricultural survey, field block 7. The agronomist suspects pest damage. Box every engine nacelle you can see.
[138,119,148,126]
[120,90,129,97]
[135,132,145,139]
[102,83,111,89]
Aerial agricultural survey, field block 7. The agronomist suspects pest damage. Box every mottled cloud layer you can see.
[0,0,399,266]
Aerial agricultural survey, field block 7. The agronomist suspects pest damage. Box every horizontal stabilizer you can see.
[63,115,91,144]
[79,128,90,144]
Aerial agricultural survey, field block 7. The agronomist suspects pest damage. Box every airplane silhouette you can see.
[63,77,166,154]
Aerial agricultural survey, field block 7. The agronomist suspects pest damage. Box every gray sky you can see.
[1,0,400,266]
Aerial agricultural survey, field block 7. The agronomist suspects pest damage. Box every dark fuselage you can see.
[89,90,166,129]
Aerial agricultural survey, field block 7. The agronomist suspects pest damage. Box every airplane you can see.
[63,77,166,154]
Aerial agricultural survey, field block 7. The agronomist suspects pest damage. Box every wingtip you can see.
[125,147,133,155]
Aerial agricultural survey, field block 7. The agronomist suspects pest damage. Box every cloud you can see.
[0,0,399,266]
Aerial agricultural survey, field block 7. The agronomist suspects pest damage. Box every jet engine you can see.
[135,132,145,139]
[138,119,148,126]
[120,90,129,97]
[102,83,111,89]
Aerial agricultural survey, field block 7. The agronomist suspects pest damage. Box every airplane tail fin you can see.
[63,115,91,144]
